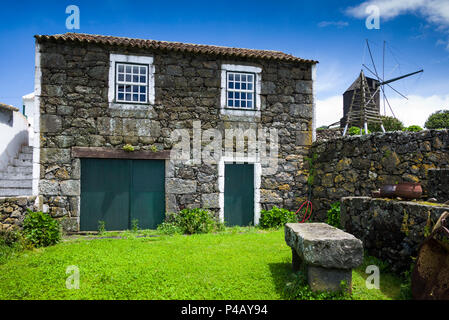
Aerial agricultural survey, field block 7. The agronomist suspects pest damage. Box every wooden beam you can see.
[72,147,171,160]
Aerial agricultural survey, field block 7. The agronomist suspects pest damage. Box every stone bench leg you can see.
[307,266,352,293]
[291,248,302,272]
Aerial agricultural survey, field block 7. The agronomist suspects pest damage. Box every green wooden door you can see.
[80,159,165,231]
[224,163,254,226]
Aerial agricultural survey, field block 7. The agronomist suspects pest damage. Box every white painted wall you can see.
[32,41,41,196]
[0,108,29,171]
[22,92,35,146]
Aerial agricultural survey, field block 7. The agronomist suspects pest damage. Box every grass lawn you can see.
[0,228,404,300]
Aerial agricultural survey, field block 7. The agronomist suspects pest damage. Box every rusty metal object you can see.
[379,184,397,198]
[412,211,449,300]
[395,182,423,200]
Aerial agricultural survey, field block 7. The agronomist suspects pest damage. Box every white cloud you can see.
[346,0,449,49]
[316,93,449,128]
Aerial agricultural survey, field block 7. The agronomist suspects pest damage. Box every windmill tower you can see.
[342,40,424,136]
[342,70,384,135]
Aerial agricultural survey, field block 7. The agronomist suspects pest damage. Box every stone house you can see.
[32,33,318,232]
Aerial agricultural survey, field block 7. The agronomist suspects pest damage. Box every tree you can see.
[368,116,404,132]
[424,110,449,129]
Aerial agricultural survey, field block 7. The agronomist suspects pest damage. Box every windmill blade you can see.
[362,64,409,100]
[383,41,386,115]
[366,39,380,79]
[384,93,397,119]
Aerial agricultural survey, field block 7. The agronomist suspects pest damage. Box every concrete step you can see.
[18,152,33,161]
[0,179,32,188]
[13,159,32,167]
[6,166,33,174]
[21,146,33,154]
[0,188,32,197]
[0,172,32,180]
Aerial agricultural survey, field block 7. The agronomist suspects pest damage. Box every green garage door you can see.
[224,163,254,226]
[80,159,165,231]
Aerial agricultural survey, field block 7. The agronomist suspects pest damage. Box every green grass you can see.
[0,229,404,300]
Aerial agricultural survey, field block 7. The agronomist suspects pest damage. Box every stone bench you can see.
[285,223,363,293]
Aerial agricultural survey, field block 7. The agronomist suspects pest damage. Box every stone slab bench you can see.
[285,223,363,293]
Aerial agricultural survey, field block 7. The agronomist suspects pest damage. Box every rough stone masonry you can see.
[35,33,317,232]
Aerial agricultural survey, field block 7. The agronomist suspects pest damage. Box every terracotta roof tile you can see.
[35,33,318,64]
[0,103,19,112]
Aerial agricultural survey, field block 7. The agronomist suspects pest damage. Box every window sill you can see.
[108,102,152,110]
[220,108,261,120]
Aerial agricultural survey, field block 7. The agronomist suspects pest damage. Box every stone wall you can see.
[0,196,40,232]
[428,168,449,203]
[310,130,449,220]
[36,38,315,231]
[315,128,342,141]
[341,196,449,273]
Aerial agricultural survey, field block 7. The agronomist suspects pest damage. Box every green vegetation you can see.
[259,206,297,229]
[162,208,224,235]
[326,201,341,229]
[0,229,406,300]
[403,125,423,132]
[98,220,106,234]
[122,144,135,152]
[424,110,449,129]
[22,210,61,248]
[348,126,370,135]
[369,116,404,132]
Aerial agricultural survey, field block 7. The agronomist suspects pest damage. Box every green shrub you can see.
[326,201,341,229]
[424,110,449,129]
[369,116,404,132]
[403,125,423,132]
[22,210,61,248]
[165,208,223,234]
[0,229,28,265]
[98,220,106,234]
[348,126,370,135]
[259,206,297,229]
[131,219,139,233]
[156,222,183,235]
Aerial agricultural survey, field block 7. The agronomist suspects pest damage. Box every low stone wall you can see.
[428,168,449,203]
[310,130,449,220]
[0,196,40,232]
[341,196,449,273]
[315,128,343,141]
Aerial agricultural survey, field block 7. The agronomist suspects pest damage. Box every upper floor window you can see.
[116,63,148,103]
[220,64,262,116]
[226,72,255,109]
[108,54,155,108]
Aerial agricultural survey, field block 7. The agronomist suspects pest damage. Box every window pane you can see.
[241,100,246,108]
[133,94,138,101]
[235,92,240,99]
[248,75,253,82]
[140,76,146,83]
[241,83,246,90]
[235,82,240,89]
[133,86,138,93]
[140,86,146,93]
[125,85,131,93]
[126,65,132,73]
[133,66,139,74]
[235,100,240,107]
[140,66,146,74]
[118,85,124,92]
[248,83,253,90]
[228,99,233,107]
[228,92,233,99]
[229,74,234,81]
[247,101,252,108]
[126,74,131,82]
[140,94,146,102]
[241,75,246,81]
[125,93,131,101]
[118,64,124,72]
[247,93,252,100]
[118,74,124,81]
[118,93,124,100]
[241,92,246,99]
[228,82,234,89]
[235,74,240,81]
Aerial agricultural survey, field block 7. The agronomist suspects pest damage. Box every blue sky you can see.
[1,0,449,127]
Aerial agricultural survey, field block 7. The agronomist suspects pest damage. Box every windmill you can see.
[342,40,423,136]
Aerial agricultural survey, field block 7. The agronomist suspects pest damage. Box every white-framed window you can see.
[108,53,155,108]
[221,64,261,115]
